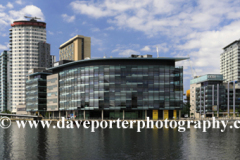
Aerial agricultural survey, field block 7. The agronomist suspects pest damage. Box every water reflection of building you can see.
[25,55,187,120]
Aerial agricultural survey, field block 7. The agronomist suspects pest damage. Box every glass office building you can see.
[26,69,51,114]
[0,51,8,112]
[46,56,187,119]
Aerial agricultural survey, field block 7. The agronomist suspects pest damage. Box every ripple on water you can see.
[0,123,239,159]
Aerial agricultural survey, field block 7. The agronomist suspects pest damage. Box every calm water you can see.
[0,122,240,160]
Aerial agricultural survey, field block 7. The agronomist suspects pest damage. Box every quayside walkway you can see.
[0,113,42,120]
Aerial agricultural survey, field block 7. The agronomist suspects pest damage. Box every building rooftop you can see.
[59,35,90,49]
[223,40,240,50]
[190,74,223,84]
[47,57,189,70]
[11,20,46,28]
[28,72,52,77]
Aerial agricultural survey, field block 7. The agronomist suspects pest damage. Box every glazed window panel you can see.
[58,65,183,110]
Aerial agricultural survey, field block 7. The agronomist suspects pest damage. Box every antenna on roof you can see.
[156,46,159,58]
[24,16,41,21]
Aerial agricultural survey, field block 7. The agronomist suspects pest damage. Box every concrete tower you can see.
[9,17,47,113]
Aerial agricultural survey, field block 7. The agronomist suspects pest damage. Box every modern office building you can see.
[190,74,240,118]
[0,51,9,112]
[59,35,91,61]
[220,40,240,83]
[26,68,52,114]
[26,55,187,119]
[9,17,54,113]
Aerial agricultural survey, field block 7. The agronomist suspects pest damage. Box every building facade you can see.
[220,40,240,83]
[46,73,59,112]
[59,35,91,61]
[7,49,12,112]
[0,51,9,112]
[38,42,55,68]
[9,18,54,113]
[25,68,52,114]
[190,74,240,118]
[26,56,187,119]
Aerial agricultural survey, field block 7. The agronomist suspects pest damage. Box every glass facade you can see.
[58,65,183,111]
[195,82,240,114]
[195,85,225,113]
[0,51,8,112]
[223,89,240,112]
[26,74,49,112]
[47,74,59,111]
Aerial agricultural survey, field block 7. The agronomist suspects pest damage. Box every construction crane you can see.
[24,16,41,21]
[188,54,197,78]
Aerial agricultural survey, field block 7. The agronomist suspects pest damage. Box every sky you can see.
[1,0,240,93]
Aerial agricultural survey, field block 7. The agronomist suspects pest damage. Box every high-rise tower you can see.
[220,40,240,83]
[9,17,48,113]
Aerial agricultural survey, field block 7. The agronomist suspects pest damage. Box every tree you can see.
[1,110,11,114]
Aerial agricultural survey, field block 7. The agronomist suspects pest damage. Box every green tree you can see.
[1,110,11,114]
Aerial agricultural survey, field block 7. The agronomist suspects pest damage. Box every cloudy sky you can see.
[0,0,240,92]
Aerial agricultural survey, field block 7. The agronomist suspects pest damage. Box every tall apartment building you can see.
[220,40,240,83]
[59,35,91,61]
[38,42,55,68]
[9,18,54,113]
[0,51,9,112]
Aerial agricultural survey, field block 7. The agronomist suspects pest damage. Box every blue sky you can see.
[1,0,240,92]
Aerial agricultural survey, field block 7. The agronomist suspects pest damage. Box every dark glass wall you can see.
[195,85,225,113]
[26,75,47,112]
[59,65,183,111]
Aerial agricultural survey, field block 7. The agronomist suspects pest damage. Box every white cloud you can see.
[0,5,5,10]
[177,20,240,76]
[105,26,114,30]
[118,49,139,56]
[15,0,23,5]
[6,2,14,9]
[141,46,151,52]
[1,33,7,37]
[156,43,169,53]
[112,44,141,57]
[91,37,103,46]
[62,14,75,23]
[0,44,8,50]
[68,0,240,76]
[0,5,44,27]
[70,29,79,37]
[140,44,169,53]
[9,5,45,22]
[48,31,54,35]
[69,0,240,37]
[91,27,100,32]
